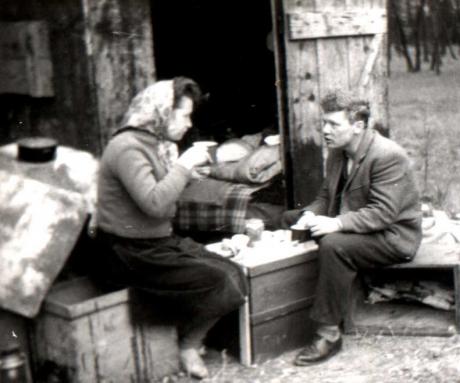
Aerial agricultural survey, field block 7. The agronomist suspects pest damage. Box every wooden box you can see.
[31,277,179,383]
[237,242,318,364]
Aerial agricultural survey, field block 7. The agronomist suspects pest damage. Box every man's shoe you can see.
[294,334,342,366]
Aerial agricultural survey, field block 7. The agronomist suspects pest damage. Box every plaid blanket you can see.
[175,181,265,234]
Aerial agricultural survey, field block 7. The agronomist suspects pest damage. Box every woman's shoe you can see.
[180,348,209,379]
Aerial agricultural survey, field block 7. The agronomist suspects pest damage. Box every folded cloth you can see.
[175,182,265,233]
[366,280,455,311]
[215,139,253,163]
[210,145,282,184]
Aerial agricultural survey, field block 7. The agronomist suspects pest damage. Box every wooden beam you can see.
[251,296,314,326]
[288,10,387,40]
[282,0,324,207]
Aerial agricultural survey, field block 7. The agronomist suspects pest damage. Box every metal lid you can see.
[17,137,58,163]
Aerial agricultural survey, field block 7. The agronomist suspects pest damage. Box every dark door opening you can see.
[151,0,277,145]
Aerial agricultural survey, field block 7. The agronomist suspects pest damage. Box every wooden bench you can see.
[346,243,460,336]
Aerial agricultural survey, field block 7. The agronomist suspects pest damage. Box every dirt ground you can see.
[164,54,460,383]
[169,333,460,382]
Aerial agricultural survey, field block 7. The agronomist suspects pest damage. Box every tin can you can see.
[0,346,33,383]
[245,219,264,245]
[290,224,313,243]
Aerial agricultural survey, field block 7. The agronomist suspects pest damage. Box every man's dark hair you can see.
[173,76,202,107]
[321,90,370,127]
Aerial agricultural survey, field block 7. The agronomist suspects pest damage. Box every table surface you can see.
[206,237,318,269]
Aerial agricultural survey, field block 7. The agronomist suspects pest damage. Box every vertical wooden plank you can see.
[283,0,323,208]
[316,1,350,93]
[83,0,156,148]
[271,0,292,207]
[25,21,54,97]
[0,22,29,95]
[239,297,252,366]
[346,0,369,90]
[365,0,389,135]
[345,0,386,134]
[36,0,101,154]
[454,266,460,332]
[0,21,53,97]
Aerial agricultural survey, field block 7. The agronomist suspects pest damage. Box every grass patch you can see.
[390,54,460,214]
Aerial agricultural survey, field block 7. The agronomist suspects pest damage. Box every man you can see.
[283,90,422,365]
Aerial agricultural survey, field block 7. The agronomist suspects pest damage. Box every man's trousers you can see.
[282,209,410,326]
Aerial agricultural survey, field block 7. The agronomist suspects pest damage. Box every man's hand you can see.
[296,211,316,228]
[309,215,342,237]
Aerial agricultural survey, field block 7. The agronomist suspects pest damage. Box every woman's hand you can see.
[191,166,211,179]
[176,146,210,170]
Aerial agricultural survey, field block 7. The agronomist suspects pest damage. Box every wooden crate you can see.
[236,242,318,364]
[31,277,179,383]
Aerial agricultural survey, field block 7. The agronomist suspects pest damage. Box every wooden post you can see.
[454,265,460,332]
[238,297,252,366]
[81,0,156,150]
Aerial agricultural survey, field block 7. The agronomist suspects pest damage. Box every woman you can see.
[96,77,248,379]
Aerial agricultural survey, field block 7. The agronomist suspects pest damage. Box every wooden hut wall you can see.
[0,0,155,155]
[83,0,156,147]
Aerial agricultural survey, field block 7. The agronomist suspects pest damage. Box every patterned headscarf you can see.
[116,80,179,172]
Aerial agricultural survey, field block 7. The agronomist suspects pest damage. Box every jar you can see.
[245,219,265,245]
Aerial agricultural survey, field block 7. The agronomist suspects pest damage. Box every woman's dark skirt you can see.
[95,230,248,321]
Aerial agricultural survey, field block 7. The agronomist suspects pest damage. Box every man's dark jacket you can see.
[305,128,422,257]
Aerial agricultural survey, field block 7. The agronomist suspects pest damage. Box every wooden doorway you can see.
[151,0,278,147]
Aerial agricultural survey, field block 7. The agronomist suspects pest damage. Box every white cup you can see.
[193,141,218,162]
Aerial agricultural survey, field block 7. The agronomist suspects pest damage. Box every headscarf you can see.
[115,80,179,172]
